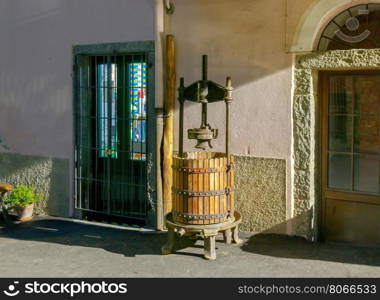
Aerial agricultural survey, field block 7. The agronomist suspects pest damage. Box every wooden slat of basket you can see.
[192,158,198,224]
[209,157,215,224]
[197,158,204,225]
[203,157,210,225]
[180,158,185,223]
[214,157,219,224]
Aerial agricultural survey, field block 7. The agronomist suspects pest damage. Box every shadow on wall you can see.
[0,152,70,217]
[1,216,380,266]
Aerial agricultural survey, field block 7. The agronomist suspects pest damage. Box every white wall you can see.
[170,0,292,159]
[0,0,154,158]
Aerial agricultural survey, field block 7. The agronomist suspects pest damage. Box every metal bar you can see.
[171,165,233,173]
[77,208,146,220]
[202,55,208,82]
[327,150,380,156]
[121,55,126,215]
[106,55,111,214]
[129,54,135,215]
[179,77,185,157]
[321,35,355,49]
[225,77,233,163]
[201,55,208,128]
[172,187,233,197]
[76,176,145,186]
[139,54,145,217]
[103,54,108,213]
[173,211,229,220]
[94,55,99,212]
[75,55,82,209]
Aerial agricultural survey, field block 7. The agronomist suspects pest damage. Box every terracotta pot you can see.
[15,203,34,221]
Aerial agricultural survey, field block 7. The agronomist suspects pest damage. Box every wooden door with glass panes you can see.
[321,71,380,246]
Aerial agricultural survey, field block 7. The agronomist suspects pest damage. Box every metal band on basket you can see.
[173,211,230,220]
[171,164,234,174]
[172,187,233,197]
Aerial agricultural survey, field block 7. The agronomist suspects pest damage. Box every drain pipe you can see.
[155,0,165,230]
[156,108,164,230]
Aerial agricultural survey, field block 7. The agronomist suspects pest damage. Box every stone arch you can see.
[290,0,380,52]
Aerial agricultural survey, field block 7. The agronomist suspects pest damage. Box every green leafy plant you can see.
[4,185,43,208]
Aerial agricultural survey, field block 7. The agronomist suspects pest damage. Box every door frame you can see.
[319,69,380,242]
[71,41,156,225]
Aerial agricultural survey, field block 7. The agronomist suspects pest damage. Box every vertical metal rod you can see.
[225,77,233,164]
[94,56,98,212]
[130,54,135,215]
[138,54,144,217]
[201,55,208,128]
[76,56,82,209]
[225,77,233,215]
[202,55,208,82]
[107,56,112,215]
[179,77,185,157]
[121,55,126,215]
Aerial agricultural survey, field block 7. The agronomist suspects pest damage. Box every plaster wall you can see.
[168,0,309,233]
[0,0,155,216]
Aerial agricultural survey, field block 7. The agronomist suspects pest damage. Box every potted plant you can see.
[4,185,43,221]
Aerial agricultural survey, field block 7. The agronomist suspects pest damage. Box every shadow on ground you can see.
[1,217,380,267]
[0,217,198,258]
[241,233,380,267]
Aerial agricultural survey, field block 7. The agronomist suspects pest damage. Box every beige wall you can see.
[166,0,308,234]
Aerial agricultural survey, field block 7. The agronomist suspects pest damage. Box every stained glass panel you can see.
[129,62,147,160]
[97,63,118,158]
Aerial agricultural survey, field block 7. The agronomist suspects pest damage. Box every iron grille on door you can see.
[74,44,155,224]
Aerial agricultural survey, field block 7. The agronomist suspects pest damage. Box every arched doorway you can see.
[292,3,380,245]
[317,4,380,246]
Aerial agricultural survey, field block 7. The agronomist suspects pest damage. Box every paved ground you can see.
[0,217,379,277]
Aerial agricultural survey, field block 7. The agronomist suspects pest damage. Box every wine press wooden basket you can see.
[172,152,234,225]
